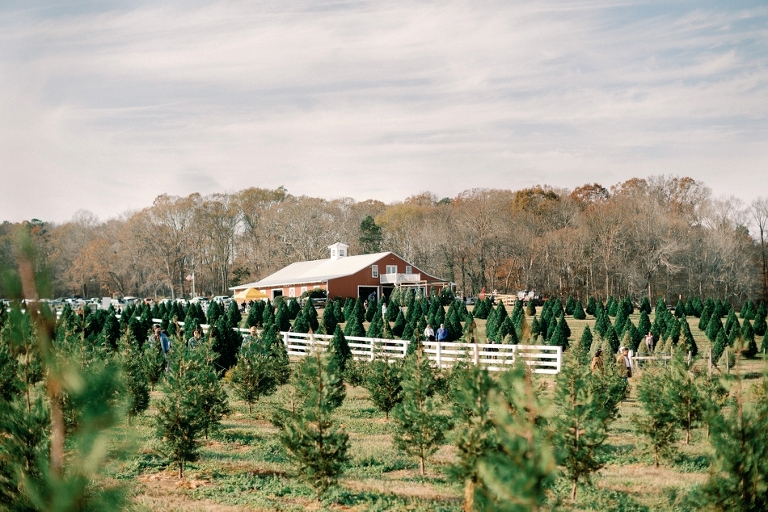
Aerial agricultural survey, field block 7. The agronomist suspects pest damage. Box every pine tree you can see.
[664,351,706,445]
[605,325,619,354]
[706,314,723,343]
[392,346,451,476]
[206,300,223,326]
[246,300,264,328]
[322,302,338,335]
[302,300,319,332]
[155,349,206,479]
[392,309,407,338]
[565,296,576,316]
[262,299,275,327]
[572,300,586,320]
[292,311,310,334]
[634,367,677,467]
[693,372,768,510]
[366,310,384,338]
[328,325,353,380]
[474,361,556,511]
[209,316,241,372]
[639,296,652,314]
[552,349,621,501]
[274,300,291,332]
[343,307,366,337]
[681,318,698,358]
[448,365,497,510]
[333,299,345,325]
[273,354,350,497]
[364,358,404,420]
[674,299,685,318]
[287,298,301,320]
[365,296,378,323]
[119,330,150,424]
[229,347,279,414]
[741,320,758,358]
[586,296,597,316]
[226,301,242,328]
[194,342,231,440]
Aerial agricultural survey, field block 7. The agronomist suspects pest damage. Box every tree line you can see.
[1,175,767,304]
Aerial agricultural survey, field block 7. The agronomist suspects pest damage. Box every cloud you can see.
[0,0,766,222]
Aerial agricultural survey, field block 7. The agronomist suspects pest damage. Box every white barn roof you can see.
[230,251,392,291]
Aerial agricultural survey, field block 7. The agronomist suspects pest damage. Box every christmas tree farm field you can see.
[99,357,768,512]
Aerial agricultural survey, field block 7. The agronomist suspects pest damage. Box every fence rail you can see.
[281,331,562,374]
[84,314,563,374]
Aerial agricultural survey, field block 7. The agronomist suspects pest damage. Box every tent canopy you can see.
[234,287,268,302]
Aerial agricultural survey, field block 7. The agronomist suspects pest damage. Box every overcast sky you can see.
[1,0,766,223]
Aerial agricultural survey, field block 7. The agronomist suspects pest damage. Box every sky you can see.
[0,0,766,223]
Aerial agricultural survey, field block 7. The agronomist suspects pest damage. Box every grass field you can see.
[106,309,768,511]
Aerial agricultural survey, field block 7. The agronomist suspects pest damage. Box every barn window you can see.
[386,265,397,274]
[405,266,412,274]
[372,265,378,278]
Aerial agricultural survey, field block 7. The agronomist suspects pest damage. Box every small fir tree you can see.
[586,296,597,316]
[229,348,279,414]
[552,349,621,501]
[328,325,353,380]
[364,358,404,420]
[322,302,338,335]
[572,300,586,320]
[634,367,677,467]
[474,361,556,511]
[392,346,451,476]
[273,354,350,497]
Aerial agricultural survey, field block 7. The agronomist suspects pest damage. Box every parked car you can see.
[189,296,209,304]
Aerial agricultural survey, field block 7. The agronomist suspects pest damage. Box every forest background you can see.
[2,175,767,305]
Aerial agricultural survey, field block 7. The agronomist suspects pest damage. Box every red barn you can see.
[231,243,450,300]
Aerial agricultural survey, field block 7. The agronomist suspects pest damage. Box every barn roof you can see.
[230,251,392,290]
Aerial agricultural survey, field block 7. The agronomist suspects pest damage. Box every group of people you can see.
[590,346,632,379]
[423,323,448,341]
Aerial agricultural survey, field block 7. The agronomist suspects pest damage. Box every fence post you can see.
[370,339,375,361]
[708,348,712,378]
[283,332,291,354]
[436,342,442,369]
[473,343,479,366]
[403,339,408,358]
[556,346,563,373]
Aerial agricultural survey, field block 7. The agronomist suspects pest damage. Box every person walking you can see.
[616,346,632,380]
[424,324,435,341]
[590,348,604,374]
[436,323,448,341]
[151,324,172,371]
[187,329,202,350]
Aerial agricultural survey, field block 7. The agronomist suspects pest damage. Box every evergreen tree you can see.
[292,311,310,334]
[353,296,366,325]
[273,354,350,497]
[262,299,275,327]
[155,349,206,478]
[343,307,366,337]
[446,308,463,342]
[565,296,576,316]
[674,299,685,318]
[548,317,569,349]
[639,296,652,314]
[262,325,291,385]
[141,339,167,391]
[681,318,699,358]
[699,302,713,331]
[753,306,767,337]
[552,349,621,501]
[448,365,497,510]
[287,298,301,320]
[579,326,594,361]
[275,300,291,332]
[342,297,355,322]
[246,300,264,327]
[586,296,597,316]
[364,358,404,420]
[741,320,758,358]
[328,326,352,379]
[229,348,278,414]
[392,309,407,338]
[706,314,723,343]
[206,300,223,326]
[333,299,345,325]
[358,214,383,253]
[606,296,618,317]
[226,300,242,328]
[366,310,384,338]
[120,330,150,424]
[634,367,677,467]
[572,300,586,320]
[100,312,121,351]
[194,342,231,440]
[322,302,338,335]
[209,316,241,372]
[474,362,556,511]
[365,296,378,323]
[392,346,451,476]
[605,325,619,354]
[693,374,768,510]
[664,351,705,445]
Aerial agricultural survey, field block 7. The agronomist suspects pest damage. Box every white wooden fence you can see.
[109,316,562,374]
[280,331,562,375]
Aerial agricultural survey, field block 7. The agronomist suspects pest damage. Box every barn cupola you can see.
[328,242,349,261]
